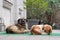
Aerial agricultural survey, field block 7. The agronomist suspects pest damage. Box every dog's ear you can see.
[42,27,44,30]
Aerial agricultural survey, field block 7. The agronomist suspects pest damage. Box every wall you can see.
[55,10,60,24]
[0,0,27,28]
[16,0,27,20]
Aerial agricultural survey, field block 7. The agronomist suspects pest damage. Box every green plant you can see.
[24,0,48,19]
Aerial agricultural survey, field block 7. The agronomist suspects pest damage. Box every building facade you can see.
[0,0,26,28]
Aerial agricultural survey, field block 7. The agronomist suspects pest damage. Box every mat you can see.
[0,32,60,36]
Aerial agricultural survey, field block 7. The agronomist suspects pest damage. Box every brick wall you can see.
[55,10,60,24]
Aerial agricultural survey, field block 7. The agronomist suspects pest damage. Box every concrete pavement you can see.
[0,30,60,40]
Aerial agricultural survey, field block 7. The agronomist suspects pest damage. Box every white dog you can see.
[30,24,52,35]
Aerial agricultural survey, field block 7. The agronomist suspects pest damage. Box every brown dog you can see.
[30,24,52,35]
[30,25,43,35]
[6,24,25,34]
[43,24,52,35]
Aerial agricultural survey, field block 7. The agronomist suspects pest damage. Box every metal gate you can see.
[28,19,39,29]
[0,17,5,32]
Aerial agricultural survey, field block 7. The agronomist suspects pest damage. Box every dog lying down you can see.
[6,24,52,34]
[30,24,52,35]
[6,24,30,34]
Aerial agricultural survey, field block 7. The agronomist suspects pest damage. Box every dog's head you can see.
[43,24,52,34]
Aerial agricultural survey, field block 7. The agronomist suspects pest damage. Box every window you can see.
[19,8,22,15]
[3,0,13,9]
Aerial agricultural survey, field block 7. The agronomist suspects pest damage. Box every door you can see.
[3,7,11,27]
